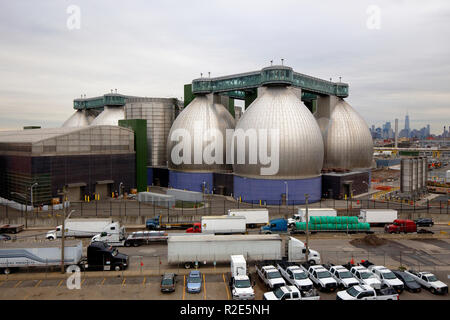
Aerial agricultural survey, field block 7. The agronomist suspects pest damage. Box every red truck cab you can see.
[385,219,417,234]
[185,223,202,233]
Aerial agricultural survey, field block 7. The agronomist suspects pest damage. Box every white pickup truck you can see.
[328,265,360,289]
[349,266,382,290]
[302,264,338,292]
[229,255,255,300]
[336,285,400,300]
[255,263,286,290]
[368,265,404,293]
[276,262,320,300]
[263,285,317,300]
[405,270,448,295]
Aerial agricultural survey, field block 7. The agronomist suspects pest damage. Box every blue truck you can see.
[260,218,288,234]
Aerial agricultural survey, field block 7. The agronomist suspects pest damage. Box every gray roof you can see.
[0,125,133,144]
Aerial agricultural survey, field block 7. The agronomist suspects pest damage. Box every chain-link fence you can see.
[1,196,448,224]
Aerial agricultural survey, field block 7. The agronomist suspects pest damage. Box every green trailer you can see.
[292,216,371,234]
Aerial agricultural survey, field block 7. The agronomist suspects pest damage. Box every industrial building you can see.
[0,64,374,206]
[0,126,135,204]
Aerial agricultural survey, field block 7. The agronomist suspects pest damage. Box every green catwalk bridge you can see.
[191,65,348,99]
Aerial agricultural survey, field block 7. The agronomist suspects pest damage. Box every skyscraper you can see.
[404,113,410,137]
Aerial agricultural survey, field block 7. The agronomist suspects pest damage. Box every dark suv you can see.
[414,218,434,227]
[161,273,177,293]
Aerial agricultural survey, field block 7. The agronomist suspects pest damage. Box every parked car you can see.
[414,218,434,227]
[405,270,448,295]
[392,271,421,293]
[186,270,202,293]
[368,266,404,293]
[336,285,399,300]
[329,265,360,289]
[350,266,382,289]
[160,273,177,293]
[0,234,12,241]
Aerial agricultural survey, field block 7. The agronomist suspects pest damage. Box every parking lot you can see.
[0,270,449,300]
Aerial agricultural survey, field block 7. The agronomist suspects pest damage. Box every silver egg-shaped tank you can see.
[167,95,235,172]
[90,106,125,126]
[232,86,324,179]
[316,99,373,170]
[62,110,90,127]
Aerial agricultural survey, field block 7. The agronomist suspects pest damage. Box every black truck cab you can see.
[87,241,129,271]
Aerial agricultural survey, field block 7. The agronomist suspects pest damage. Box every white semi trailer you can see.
[358,209,397,226]
[227,209,269,228]
[46,218,123,239]
[167,234,321,269]
[0,240,83,274]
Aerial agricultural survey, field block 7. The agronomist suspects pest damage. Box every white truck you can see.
[255,263,286,289]
[229,255,255,300]
[336,285,399,300]
[276,262,320,299]
[228,209,269,228]
[303,264,338,292]
[92,230,167,247]
[167,234,320,269]
[263,285,310,300]
[46,218,121,240]
[288,208,337,227]
[200,216,246,234]
[358,209,397,226]
[328,265,360,288]
[405,270,448,295]
[368,265,404,293]
[349,266,382,289]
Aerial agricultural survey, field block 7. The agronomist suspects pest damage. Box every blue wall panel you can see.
[147,167,153,186]
[169,170,213,193]
[233,175,321,205]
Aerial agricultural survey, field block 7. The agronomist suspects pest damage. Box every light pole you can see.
[284,181,288,206]
[304,193,309,264]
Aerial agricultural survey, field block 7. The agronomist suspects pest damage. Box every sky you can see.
[0,0,449,134]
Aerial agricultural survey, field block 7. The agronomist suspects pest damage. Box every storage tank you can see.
[166,95,235,192]
[316,99,373,170]
[417,157,423,190]
[400,158,413,193]
[90,106,125,126]
[125,98,180,167]
[62,110,90,127]
[412,158,418,192]
[232,86,324,204]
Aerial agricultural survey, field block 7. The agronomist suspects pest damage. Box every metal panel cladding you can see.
[317,99,373,170]
[167,96,235,172]
[232,86,324,179]
[125,98,179,167]
[62,110,90,127]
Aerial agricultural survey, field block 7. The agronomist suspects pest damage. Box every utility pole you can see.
[30,182,38,228]
[304,193,309,263]
[61,186,67,274]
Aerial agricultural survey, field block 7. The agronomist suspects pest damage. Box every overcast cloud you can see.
[0,0,449,133]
